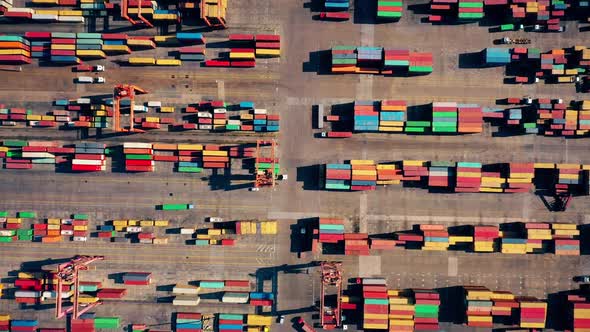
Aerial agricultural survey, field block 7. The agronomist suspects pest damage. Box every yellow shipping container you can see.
[51,44,76,50]
[260,221,277,234]
[35,9,59,14]
[479,187,503,193]
[78,295,99,304]
[457,172,481,177]
[213,119,227,125]
[113,220,128,226]
[153,238,168,244]
[26,114,42,121]
[0,314,9,321]
[73,225,87,231]
[47,224,60,230]
[378,126,404,132]
[389,304,414,311]
[255,49,280,57]
[387,289,400,296]
[376,180,401,185]
[379,121,404,127]
[557,163,581,169]
[7,218,22,224]
[59,10,83,16]
[510,173,533,178]
[47,218,61,225]
[0,147,8,153]
[0,49,30,56]
[102,45,131,53]
[127,39,155,47]
[520,323,545,328]
[534,163,555,169]
[230,52,255,59]
[128,57,156,65]
[240,113,254,120]
[203,150,228,156]
[350,160,374,165]
[388,297,409,304]
[574,308,590,317]
[388,319,413,326]
[156,59,181,66]
[552,223,577,230]
[41,115,55,121]
[508,178,532,183]
[159,106,175,113]
[365,313,388,319]
[140,220,154,227]
[363,324,388,329]
[520,302,546,308]
[490,292,515,300]
[481,177,505,183]
[196,234,211,240]
[145,117,160,123]
[352,170,378,176]
[208,229,222,235]
[560,173,579,180]
[18,272,43,279]
[403,160,425,166]
[155,220,169,227]
[468,316,492,323]
[247,315,273,326]
[115,226,125,232]
[128,220,139,226]
[178,144,203,150]
[449,236,473,244]
[127,7,154,14]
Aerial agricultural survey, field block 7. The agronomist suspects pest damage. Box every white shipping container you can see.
[432,102,458,107]
[199,124,212,130]
[227,119,240,125]
[180,228,194,235]
[77,76,94,84]
[72,159,103,166]
[22,152,55,159]
[362,278,386,285]
[173,296,200,306]
[213,108,226,114]
[254,109,267,114]
[15,291,41,298]
[0,230,14,236]
[152,238,168,245]
[173,285,200,294]
[197,112,212,118]
[28,121,39,126]
[77,98,91,104]
[57,16,84,23]
[139,238,153,244]
[222,292,250,303]
[2,121,17,126]
[61,219,73,224]
[73,236,88,242]
[147,101,162,107]
[133,105,148,112]
[126,226,142,233]
[47,224,60,230]
[33,14,58,20]
[123,142,152,149]
[55,116,71,122]
[7,7,33,13]
[61,230,74,236]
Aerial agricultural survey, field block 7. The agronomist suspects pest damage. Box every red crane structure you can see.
[320,261,342,330]
[120,0,154,27]
[113,84,147,133]
[254,139,277,188]
[55,255,104,319]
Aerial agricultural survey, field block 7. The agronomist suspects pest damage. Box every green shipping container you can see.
[458,2,483,7]
[378,0,402,5]
[364,298,389,305]
[332,45,356,51]
[94,317,120,329]
[3,140,27,147]
[73,213,88,220]
[406,121,431,127]
[6,151,22,158]
[409,66,433,73]
[0,236,14,242]
[18,211,36,218]
[226,124,241,131]
[80,284,98,292]
[319,224,345,230]
[332,59,357,65]
[17,229,33,236]
[404,127,426,133]
[195,239,209,246]
[200,281,224,288]
[160,204,192,211]
[325,183,350,190]
[18,235,33,241]
[178,167,203,173]
[377,11,402,18]
[433,112,457,117]
[125,154,152,160]
[219,314,244,320]
[0,211,7,217]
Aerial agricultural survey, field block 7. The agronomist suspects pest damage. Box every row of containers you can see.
[322,98,590,137]
[482,46,590,88]
[130,34,281,67]
[331,46,433,75]
[428,0,582,29]
[173,313,272,332]
[0,212,277,245]
[13,270,127,306]
[313,218,581,256]
[171,281,273,307]
[0,99,280,133]
[320,160,590,195]
[0,316,121,332]
[0,140,259,173]
[0,32,280,66]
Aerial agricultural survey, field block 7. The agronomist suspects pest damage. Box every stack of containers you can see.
[344,233,369,255]
[518,298,547,328]
[71,319,95,332]
[388,290,414,332]
[552,223,580,256]
[457,0,484,20]
[572,302,590,332]
[428,161,454,188]
[420,224,449,251]
[408,52,433,74]
[455,162,481,192]
[124,142,154,172]
[479,166,504,193]
[100,33,130,55]
[464,286,493,328]
[377,0,402,20]
[413,289,440,330]
[219,314,244,332]
[10,320,38,331]
[72,142,106,172]
[472,225,499,252]
[179,46,206,62]
[356,47,383,73]
[26,32,50,61]
[123,272,151,285]
[354,101,379,131]
[491,291,518,318]
[318,218,345,243]
[383,49,408,74]
[0,35,31,64]
[175,312,202,331]
[331,46,357,73]
[96,288,127,299]
[376,164,402,185]
[0,315,7,332]
[432,102,457,133]
[325,163,351,190]
[249,292,274,306]
[203,145,229,169]
[176,143,203,173]
[379,100,406,132]
[72,214,89,242]
[76,33,107,59]
[50,32,80,64]
[457,104,483,133]
[557,164,582,194]
[484,48,511,65]
[363,278,389,330]
[324,0,349,12]
[501,236,527,254]
[351,160,377,190]
[505,162,534,193]
[402,160,428,183]
[255,35,280,58]
[176,32,206,45]
[525,222,550,253]
[229,34,256,68]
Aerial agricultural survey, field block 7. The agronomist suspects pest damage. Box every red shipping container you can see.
[125,159,153,166]
[250,299,273,306]
[124,280,150,285]
[177,313,202,319]
[98,231,112,238]
[224,280,250,287]
[203,162,227,168]
[154,155,178,162]
[101,33,128,40]
[205,60,231,67]
[363,304,388,313]
[255,34,280,42]
[229,34,254,41]
[25,31,51,39]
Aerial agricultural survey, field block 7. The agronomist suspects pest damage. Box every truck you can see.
[319,12,350,21]
[297,318,317,332]
[317,104,324,129]
[556,76,580,83]
[74,64,105,72]
[321,131,353,138]
[501,37,531,45]
[77,76,105,84]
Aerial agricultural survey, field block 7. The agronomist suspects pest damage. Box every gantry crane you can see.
[113,84,147,133]
[120,0,154,27]
[320,261,342,330]
[199,0,227,29]
[55,255,104,319]
[254,139,277,188]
